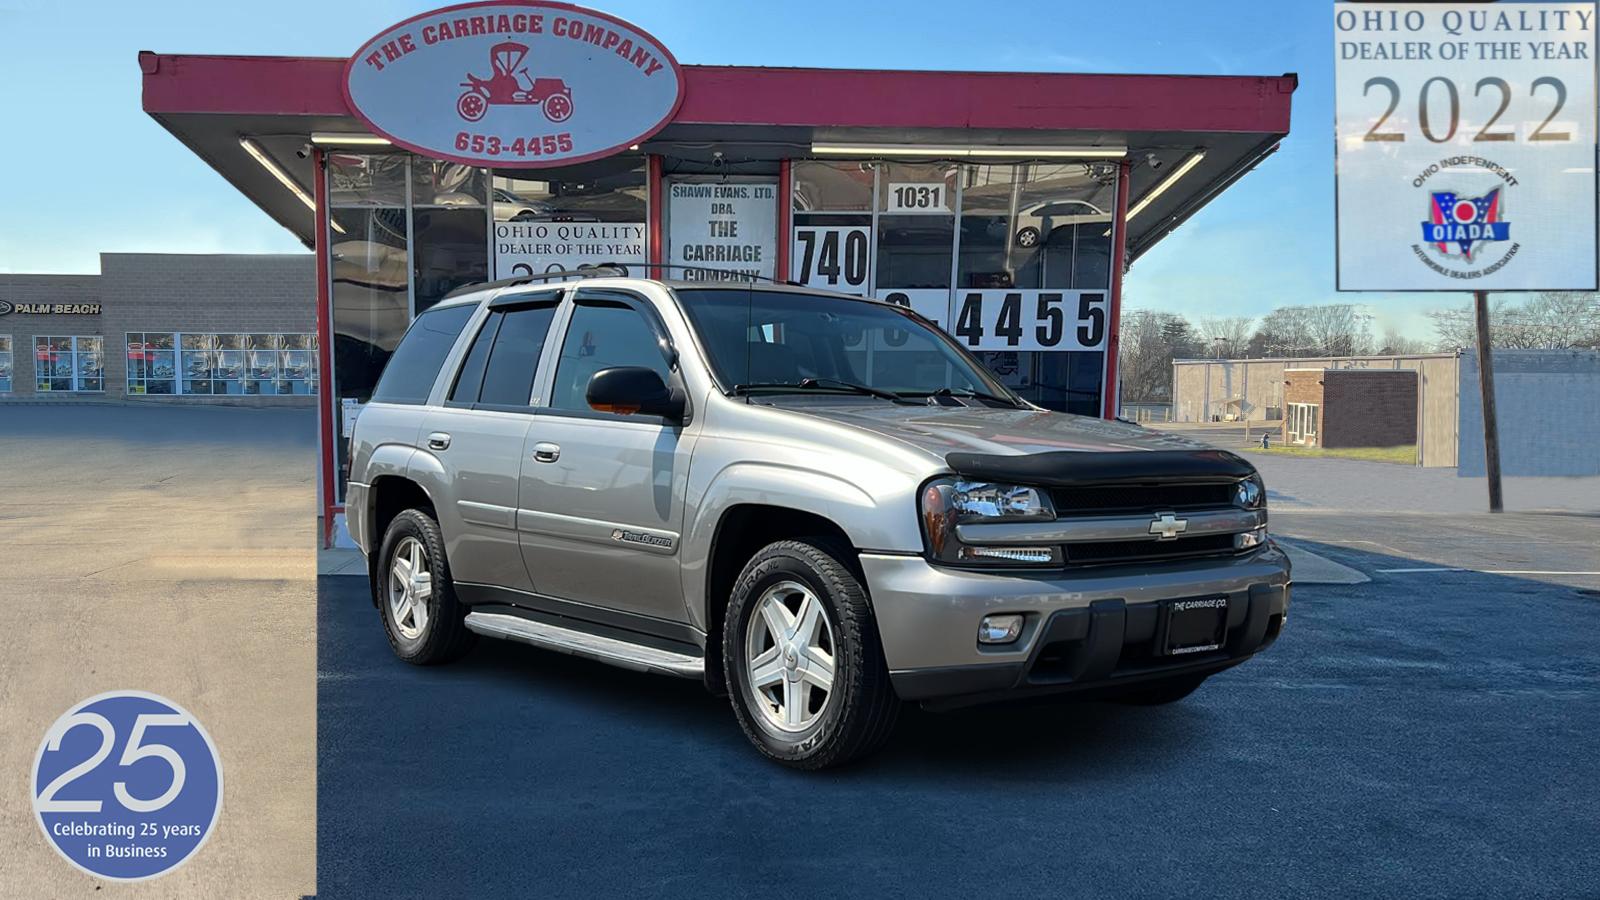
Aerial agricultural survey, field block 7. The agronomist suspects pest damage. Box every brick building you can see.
[1281,367,1417,449]
[0,253,315,405]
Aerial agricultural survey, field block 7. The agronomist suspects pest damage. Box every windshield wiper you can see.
[900,387,1023,408]
[731,378,916,404]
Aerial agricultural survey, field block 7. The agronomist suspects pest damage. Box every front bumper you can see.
[859,544,1291,707]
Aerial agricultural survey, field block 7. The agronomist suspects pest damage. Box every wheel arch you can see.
[698,503,864,696]
[365,474,438,608]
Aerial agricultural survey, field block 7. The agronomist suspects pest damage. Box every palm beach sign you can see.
[343,1,685,168]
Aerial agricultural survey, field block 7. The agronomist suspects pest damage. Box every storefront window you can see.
[956,162,1115,415]
[35,335,102,392]
[0,335,11,392]
[791,161,873,296]
[328,154,408,207]
[126,332,177,395]
[491,158,647,278]
[414,161,488,314]
[139,332,316,396]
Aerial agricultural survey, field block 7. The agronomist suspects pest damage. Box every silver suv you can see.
[346,275,1290,769]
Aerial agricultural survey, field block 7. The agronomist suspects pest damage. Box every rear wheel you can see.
[1111,674,1207,706]
[723,539,899,769]
[376,508,476,665]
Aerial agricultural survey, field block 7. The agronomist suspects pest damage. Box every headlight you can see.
[920,478,1061,568]
[1234,474,1266,510]
[949,481,1055,521]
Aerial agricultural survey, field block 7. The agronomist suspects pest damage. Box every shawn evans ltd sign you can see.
[343,1,685,168]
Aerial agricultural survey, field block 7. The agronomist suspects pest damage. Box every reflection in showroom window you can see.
[0,335,12,392]
[126,332,177,395]
[413,159,488,315]
[35,335,102,392]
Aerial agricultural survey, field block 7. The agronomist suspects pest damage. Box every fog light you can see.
[1235,527,1267,550]
[979,614,1024,644]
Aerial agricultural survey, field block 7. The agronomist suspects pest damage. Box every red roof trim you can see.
[140,52,1294,134]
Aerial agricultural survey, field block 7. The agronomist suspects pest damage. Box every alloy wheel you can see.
[745,580,837,732]
[387,536,433,641]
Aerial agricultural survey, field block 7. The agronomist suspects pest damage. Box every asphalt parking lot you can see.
[0,404,317,898]
[318,476,1600,898]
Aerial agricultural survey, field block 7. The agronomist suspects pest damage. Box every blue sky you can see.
[0,0,1441,337]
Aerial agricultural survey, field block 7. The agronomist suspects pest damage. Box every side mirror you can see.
[586,366,686,422]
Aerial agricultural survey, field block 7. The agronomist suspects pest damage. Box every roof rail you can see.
[442,264,803,299]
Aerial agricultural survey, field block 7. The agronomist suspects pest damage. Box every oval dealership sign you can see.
[343,1,684,167]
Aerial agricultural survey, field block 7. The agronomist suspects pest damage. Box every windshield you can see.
[673,288,1016,401]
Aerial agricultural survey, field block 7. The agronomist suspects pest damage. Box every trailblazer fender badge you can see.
[610,528,674,550]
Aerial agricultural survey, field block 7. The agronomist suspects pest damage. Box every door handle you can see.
[427,432,451,451]
[532,442,561,463]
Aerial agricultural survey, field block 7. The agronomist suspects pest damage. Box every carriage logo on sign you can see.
[343,1,685,168]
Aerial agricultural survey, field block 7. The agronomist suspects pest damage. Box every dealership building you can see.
[0,253,315,403]
[137,1,1296,543]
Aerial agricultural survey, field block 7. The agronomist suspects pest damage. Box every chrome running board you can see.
[463,612,704,679]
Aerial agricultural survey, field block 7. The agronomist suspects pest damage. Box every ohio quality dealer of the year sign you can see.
[343,1,684,167]
[1334,2,1598,291]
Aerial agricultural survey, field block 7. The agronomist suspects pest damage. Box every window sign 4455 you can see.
[951,290,1107,352]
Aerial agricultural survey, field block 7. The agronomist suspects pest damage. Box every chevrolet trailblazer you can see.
[345,275,1290,769]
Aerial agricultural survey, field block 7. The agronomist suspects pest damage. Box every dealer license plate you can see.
[1161,597,1228,656]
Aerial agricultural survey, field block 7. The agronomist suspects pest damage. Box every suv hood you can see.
[778,402,1214,460]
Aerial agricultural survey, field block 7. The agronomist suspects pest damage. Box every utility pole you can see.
[1473,290,1503,513]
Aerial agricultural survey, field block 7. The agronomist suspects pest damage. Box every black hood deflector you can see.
[944,449,1256,487]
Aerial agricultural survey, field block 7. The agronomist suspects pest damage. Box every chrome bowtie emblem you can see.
[1149,512,1188,541]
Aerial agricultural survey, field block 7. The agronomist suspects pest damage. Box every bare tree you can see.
[1428,292,1600,350]
[1118,309,1200,402]
[1249,304,1373,357]
[1377,327,1431,356]
[1196,316,1255,358]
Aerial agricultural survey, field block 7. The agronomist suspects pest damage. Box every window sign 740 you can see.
[951,290,1106,352]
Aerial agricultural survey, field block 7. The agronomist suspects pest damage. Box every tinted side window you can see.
[478,305,559,407]
[370,304,475,405]
[448,312,501,403]
[550,302,670,412]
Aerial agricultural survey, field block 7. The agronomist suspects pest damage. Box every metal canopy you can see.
[140,52,1295,261]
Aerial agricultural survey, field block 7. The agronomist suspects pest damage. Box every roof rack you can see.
[442,264,802,300]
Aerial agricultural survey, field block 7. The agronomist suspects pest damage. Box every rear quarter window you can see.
[370,304,475,405]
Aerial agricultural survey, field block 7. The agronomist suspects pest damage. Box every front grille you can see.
[1065,533,1238,566]
[1051,482,1236,515]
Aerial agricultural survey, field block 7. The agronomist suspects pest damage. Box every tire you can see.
[1111,674,1207,706]
[723,539,900,769]
[1015,226,1041,248]
[375,508,476,665]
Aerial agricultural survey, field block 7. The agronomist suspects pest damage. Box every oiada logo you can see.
[343,1,684,168]
[1415,181,1516,279]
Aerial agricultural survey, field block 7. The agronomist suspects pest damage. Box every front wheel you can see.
[376,508,476,665]
[724,539,899,769]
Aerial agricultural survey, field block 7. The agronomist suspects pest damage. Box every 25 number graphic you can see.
[35,712,188,814]
[1362,75,1570,143]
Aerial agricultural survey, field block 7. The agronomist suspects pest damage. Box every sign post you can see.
[1473,290,1504,512]
[1334,1,1597,510]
